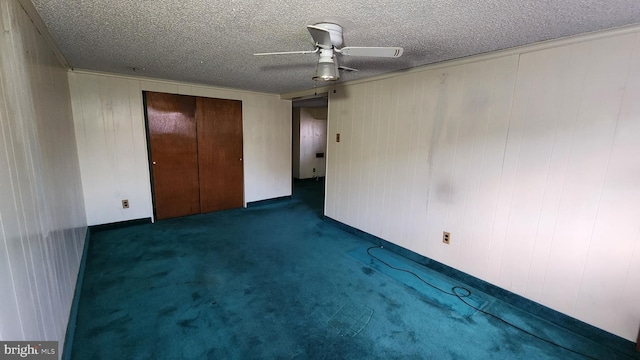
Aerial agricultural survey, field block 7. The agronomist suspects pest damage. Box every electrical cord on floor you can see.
[366,246,633,360]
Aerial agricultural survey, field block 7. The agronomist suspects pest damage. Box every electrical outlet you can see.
[122,199,129,209]
[443,231,450,244]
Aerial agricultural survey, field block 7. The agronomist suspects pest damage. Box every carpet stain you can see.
[159,306,177,316]
[151,270,170,278]
[361,266,374,275]
[177,317,198,329]
[85,314,132,338]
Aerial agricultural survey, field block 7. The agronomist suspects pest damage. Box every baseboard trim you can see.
[89,217,152,232]
[324,216,638,355]
[62,228,91,360]
[246,196,292,208]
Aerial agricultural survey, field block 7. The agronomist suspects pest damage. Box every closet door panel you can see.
[146,92,200,219]
[197,97,244,212]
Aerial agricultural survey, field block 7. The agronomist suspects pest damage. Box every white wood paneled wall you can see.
[326,28,640,341]
[0,0,86,352]
[293,108,301,179]
[69,72,292,225]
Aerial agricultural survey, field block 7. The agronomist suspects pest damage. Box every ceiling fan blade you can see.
[338,65,358,72]
[254,49,318,56]
[307,25,332,47]
[338,47,404,58]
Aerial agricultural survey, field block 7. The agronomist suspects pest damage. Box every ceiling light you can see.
[313,62,339,81]
[313,49,339,81]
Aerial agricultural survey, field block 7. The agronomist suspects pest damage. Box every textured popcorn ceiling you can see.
[31,0,640,94]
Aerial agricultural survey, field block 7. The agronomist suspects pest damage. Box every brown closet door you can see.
[196,97,244,212]
[146,92,200,220]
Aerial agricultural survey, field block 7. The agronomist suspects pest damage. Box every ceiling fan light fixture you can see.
[313,61,339,81]
[313,48,339,81]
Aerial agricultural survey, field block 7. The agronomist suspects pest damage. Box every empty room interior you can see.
[2,0,640,359]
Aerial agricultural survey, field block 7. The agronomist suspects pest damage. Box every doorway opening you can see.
[291,95,328,213]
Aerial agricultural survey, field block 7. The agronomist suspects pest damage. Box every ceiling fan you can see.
[254,20,404,81]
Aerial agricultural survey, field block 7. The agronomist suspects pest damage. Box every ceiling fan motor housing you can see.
[313,23,344,47]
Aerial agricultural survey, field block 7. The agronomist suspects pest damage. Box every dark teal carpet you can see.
[72,179,639,359]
